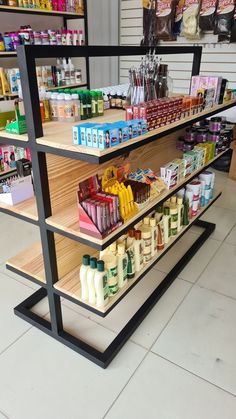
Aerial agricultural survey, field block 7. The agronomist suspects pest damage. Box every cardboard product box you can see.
[98,124,112,149]
[0,175,34,206]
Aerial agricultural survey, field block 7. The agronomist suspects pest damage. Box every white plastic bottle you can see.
[68,58,75,84]
[94,260,109,308]
[64,94,75,122]
[126,230,135,277]
[101,253,118,296]
[57,93,65,122]
[140,221,152,264]
[87,257,97,305]
[162,207,171,244]
[177,197,184,233]
[72,93,80,122]
[79,254,90,301]
[134,230,144,272]
[150,218,157,257]
[117,243,128,288]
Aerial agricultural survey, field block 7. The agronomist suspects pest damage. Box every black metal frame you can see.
[1,44,228,367]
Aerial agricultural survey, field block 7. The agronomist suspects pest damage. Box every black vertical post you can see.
[191,46,202,77]
[84,0,90,89]
[16,46,63,335]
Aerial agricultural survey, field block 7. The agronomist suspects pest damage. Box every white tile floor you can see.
[0,170,236,419]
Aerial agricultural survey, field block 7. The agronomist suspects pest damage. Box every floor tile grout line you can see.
[152,352,236,399]
[196,283,236,303]
[0,409,10,419]
[0,327,32,357]
[102,351,150,419]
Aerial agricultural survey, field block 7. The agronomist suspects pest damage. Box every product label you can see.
[122,258,128,282]
[200,0,217,16]
[127,248,135,276]
[143,252,151,263]
[156,0,172,16]
[64,104,74,118]
[171,213,178,222]
[107,265,118,295]
[217,0,234,14]
[103,274,109,300]
[175,0,184,22]
[98,100,104,114]
[139,243,144,266]
[143,238,151,247]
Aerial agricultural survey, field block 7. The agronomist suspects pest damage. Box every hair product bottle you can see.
[87,257,97,305]
[117,243,128,288]
[134,230,144,272]
[94,260,109,308]
[79,254,90,301]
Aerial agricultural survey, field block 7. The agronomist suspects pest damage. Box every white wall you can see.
[120,0,236,95]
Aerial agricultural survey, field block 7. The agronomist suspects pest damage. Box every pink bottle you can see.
[57,0,66,12]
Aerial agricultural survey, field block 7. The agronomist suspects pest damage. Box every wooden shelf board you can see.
[47,83,87,91]
[0,129,28,142]
[0,196,38,222]
[54,191,222,316]
[0,5,84,17]
[0,167,16,177]
[46,149,228,249]
[0,51,17,56]
[36,100,236,162]
[6,242,46,284]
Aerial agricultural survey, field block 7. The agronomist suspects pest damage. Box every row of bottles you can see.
[79,195,188,309]
[39,89,104,123]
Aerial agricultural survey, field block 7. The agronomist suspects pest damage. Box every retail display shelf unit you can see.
[2,44,234,368]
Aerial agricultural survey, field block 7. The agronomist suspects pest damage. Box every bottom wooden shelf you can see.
[6,242,46,287]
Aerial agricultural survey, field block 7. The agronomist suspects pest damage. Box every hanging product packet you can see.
[173,0,185,36]
[199,0,218,32]
[230,10,236,42]
[156,0,178,41]
[141,0,157,46]
[181,0,202,39]
[214,0,235,39]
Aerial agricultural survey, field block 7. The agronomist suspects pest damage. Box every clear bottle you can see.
[150,218,157,257]
[43,91,51,122]
[94,260,109,308]
[79,254,90,301]
[39,91,45,123]
[87,257,97,305]
[134,230,144,272]
[64,93,75,122]
[117,243,128,289]
[50,92,58,121]
[71,93,80,122]
[57,93,65,122]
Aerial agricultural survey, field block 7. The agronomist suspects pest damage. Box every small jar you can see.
[9,32,21,50]
[208,132,220,143]
[183,142,194,151]
[209,117,222,133]
[176,137,185,150]
[196,128,208,143]
[185,128,196,143]
[33,31,42,45]
[41,30,49,45]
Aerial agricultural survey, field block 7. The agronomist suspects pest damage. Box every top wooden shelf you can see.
[36,99,236,164]
[0,5,84,18]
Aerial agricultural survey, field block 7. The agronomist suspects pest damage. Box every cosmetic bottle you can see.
[79,254,90,301]
[185,189,193,219]
[109,242,117,256]
[91,91,98,117]
[134,230,144,272]
[68,58,75,84]
[126,230,135,278]
[155,206,163,223]
[97,91,104,116]
[157,221,165,251]
[101,253,118,296]
[150,218,157,257]
[49,92,58,121]
[117,243,128,288]
[64,94,75,122]
[183,198,189,226]
[86,92,92,119]
[170,196,178,236]
[57,93,65,122]
[162,206,171,244]
[87,257,97,305]
[140,222,152,264]
[177,197,184,233]
[71,93,80,122]
[94,260,109,308]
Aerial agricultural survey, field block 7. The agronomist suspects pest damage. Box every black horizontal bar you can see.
[0,52,17,58]
[17,45,202,59]
[0,6,83,18]
[52,193,221,318]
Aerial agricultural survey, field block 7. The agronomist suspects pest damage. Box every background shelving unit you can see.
[0,45,233,368]
[0,0,90,97]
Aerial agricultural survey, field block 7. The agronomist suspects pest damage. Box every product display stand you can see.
[0,45,234,368]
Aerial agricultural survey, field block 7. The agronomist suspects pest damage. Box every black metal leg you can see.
[14,220,215,369]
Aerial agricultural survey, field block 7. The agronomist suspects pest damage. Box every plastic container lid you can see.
[128,229,135,238]
[117,243,125,255]
[65,94,71,100]
[97,260,105,272]
[177,197,183,205]
[82,255,90,266]
[71,93,79,100]
[150,218,156,227]
[90,257,97,269]
[135,230,141,240]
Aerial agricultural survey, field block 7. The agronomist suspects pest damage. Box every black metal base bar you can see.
[14,219,215,368]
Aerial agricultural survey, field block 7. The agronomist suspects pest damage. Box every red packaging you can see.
[126,106,133,121]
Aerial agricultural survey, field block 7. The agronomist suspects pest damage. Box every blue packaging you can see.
[116,121,129,143]
[78,123,94,146]
[98,124,111,149]
[132,119,148,136]
[92,125,102,148]
[107,124,119,147]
